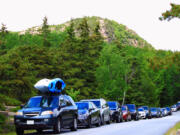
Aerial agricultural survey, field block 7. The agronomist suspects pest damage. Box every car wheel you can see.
[136,115,139,121]
[54,117,61,133]
[96,116,101,127]
[116,115,121,123]
[101,115,105,125]
[71,117,77,131]
[129,115,132,121]
[16,128,24,135]
[87,117,92,128]
[106,115,111,124]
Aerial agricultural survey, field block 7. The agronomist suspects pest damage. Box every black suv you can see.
[126,104,139,120]
[81,98,111,125]
[14,94,78,135]
[107,101,123,123]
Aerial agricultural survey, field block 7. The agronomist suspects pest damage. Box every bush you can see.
[0,114,6,125]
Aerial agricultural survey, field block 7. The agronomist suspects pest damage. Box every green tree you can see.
[0,23,8,49]
[160,3,180,21]
[41,16,51,47]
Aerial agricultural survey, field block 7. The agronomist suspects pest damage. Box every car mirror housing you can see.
[20,104,24,109]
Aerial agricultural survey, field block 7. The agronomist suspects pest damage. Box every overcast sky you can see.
[0,0,180,51]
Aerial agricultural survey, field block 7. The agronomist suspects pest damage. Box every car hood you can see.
[21,107,53,113]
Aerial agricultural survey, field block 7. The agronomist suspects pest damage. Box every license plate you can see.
[27,120,34,125]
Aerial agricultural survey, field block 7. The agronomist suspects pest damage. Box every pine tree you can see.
[41,16,51,47]
[0,23,8,49]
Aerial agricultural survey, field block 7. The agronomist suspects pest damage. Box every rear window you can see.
[91,101,101,108]
[76,103,89,110]
[127,104,135,110]
[107,102,117,109]
[138,108,144,111]
[142,106,148,110]
[150,108,157,111]
[121,106,127,111]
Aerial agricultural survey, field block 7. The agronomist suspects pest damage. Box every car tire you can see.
[71,117,77,131]
[16,128,24,135]
[136,115,139,121]
[101,115,105,125]
[116,115,121,123]
[87,117,92,128]
[54,117,61,133]
[96,116,101,127]
[106,115,111,124]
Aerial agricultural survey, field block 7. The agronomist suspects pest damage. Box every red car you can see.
[121,105,131,121]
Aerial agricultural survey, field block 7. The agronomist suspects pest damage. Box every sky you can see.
[0,0,180,51]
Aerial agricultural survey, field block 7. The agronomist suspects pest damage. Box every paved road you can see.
[27,111,180,135]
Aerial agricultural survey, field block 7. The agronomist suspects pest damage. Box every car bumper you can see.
[139,114,146,119]
[77,118,89,126]
[130,113,137,119]
[151,114,158,117]
[14,116,56,130]
[111,113,119,121]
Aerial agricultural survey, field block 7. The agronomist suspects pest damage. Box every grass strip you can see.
[165,121,180,135]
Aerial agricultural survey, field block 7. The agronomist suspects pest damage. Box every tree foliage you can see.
[160,3,180,21]
[0,17,179,109]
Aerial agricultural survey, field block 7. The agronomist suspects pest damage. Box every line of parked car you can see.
[14,94,178,135]
[75,99,175,128]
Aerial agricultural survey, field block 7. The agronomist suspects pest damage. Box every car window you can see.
[89,103,93,109]
[91,101,101,108]
[24,96,59,108]
[59,96,67,106]
[76,102,89,110]
[64,96,73,106]
[91,102,97,109]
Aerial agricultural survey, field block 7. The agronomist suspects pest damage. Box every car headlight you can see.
[16,111,23,116]
[41,111,53,116]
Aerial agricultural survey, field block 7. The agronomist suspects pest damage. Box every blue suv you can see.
[14,94,78,135]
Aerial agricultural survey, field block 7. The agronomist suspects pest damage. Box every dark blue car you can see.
[14,95,78,135]
[150,107,160,118]
[107,101,123,123]
[126,104,139,120]
[75,102,101,128]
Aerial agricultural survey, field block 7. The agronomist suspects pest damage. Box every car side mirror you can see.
[20,104,24,109]
[102,105,106,109]
[89,108,94,111]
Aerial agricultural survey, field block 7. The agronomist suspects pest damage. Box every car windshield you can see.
[91,101,101,108]
[138,108,144,111]
[127,104,135,110]
[24,96,59,108]
[166,107,170,111]
[107,102,117,109]
[121,106,126,111]
[142,106,148,110]
[76,103,89,110]
[151,108,157,111]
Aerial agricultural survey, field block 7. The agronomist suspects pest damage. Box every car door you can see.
[63,96,74,125]
[102,100,110,121]
[88,102,95,123]
[59,96,68,126]
[92,102,100,123]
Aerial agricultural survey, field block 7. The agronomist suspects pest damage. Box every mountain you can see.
[19,16,153,49]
